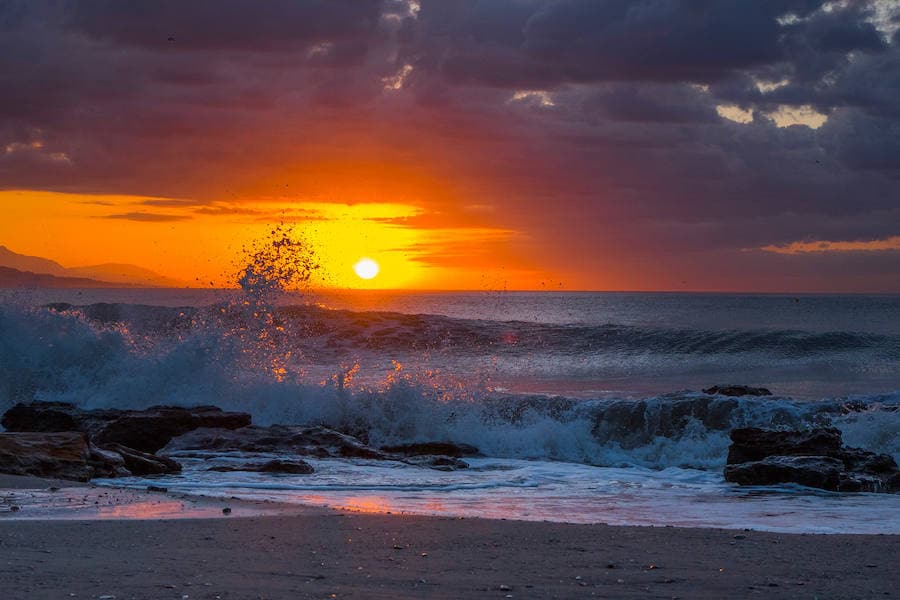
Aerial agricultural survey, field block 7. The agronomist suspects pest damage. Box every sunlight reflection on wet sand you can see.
[0,486,302,521]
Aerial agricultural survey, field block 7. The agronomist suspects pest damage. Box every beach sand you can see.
[0,476,896,599]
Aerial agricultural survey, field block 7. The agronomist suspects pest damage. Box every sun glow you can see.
[0,190,549,290]
[353,257,380,280]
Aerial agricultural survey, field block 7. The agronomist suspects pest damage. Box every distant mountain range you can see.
[0,266,132,288]
[0,245,186,288]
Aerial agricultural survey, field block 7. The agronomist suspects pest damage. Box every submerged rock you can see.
[379,442,476,470]
[207,459,314,475]
[726,427,843,465]
[724,427,899,493]
[100,443,182,476]
[168,426,472,471]
[703,385,772,397]
[590,395,746,448]
[164,425,387,460]
[1,402,251,453]
[725,456,845,490]
[87,444,131,478]
[381,442,480,458]
[400,455,469,471]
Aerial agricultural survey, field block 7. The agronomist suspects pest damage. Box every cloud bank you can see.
[1,0,897,290]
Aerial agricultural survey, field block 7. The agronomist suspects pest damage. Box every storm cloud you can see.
[1,0,898,290]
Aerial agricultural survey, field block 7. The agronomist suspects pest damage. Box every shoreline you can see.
[0,474,317,521]
[2,476,898,599]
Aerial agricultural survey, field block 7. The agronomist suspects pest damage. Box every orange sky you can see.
[0,189,563,290]
[2,2,899,293]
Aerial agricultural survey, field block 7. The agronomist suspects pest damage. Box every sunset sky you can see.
[1,0,898,291]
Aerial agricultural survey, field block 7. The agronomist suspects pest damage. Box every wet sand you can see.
[0,475,897,599]
[0,474,303,521]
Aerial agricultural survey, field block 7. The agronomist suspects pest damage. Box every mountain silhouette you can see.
[0,246,185,287]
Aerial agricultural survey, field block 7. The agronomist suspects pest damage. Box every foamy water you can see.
[97,454,900,534]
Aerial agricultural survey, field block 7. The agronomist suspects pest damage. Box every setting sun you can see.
[353,257,380,280]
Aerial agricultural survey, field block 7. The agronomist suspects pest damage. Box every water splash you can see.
[237,223,319,303]
[1,231,898,471]
[228,224,320,381]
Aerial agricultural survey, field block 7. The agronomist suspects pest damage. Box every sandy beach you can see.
[0,476,896,600]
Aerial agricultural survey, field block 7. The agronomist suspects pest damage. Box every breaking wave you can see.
[1,297,897,471]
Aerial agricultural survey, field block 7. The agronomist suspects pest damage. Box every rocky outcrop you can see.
[87,444,131,478]
[400,455,469,471]
[0,432,124,481]
[164,425,387,460]
[0,431,183,481]
[381,442,480,458]
[166,426,472,471]
[724,427,900,493]
[207,459,314,475]
[726,428,843,464]
[1,402,251,453]
[379,442,477,470]
[590,396,746,448]
[703,385,772,397]
[725,456,846,490]
[1,402,478,477]
[99,443,182,476]
[0,401,198,480]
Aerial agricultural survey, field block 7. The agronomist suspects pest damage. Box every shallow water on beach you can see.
[0,485,290,520]
[95,455,900,534]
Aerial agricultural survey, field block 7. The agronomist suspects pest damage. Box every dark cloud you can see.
[69,0,384,52]
[581,83,718,123]
[406,0,829,88]
[0,0,898,290]
[102,212,190,222]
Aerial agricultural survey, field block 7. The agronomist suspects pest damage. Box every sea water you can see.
[1,287,898,533]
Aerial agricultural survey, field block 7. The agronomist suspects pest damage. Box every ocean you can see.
[1,287,898,533]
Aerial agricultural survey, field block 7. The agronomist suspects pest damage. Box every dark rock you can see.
[703,385,772,397]
[164,425,387,460]
[1,402,251,453]
[838,446,898,474]
[885,472,900,491]
[0,402,81,432]
[167,426,471,472]
[0,418,184,481]
[0,432,95,481]
[724,456,844,489]
[325,424,371,446]
[726,428,843,465]
[2,402,116,433]
[100,443,182,476]
[254,459,315,474]
[93,406,250,453]
[87,444,131,478]
[590,396,747,449]
[381,442,480,458]
[725,427,900,493]
[401,455,469,471]
[207,459,314,475]
[835,472,892,493]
